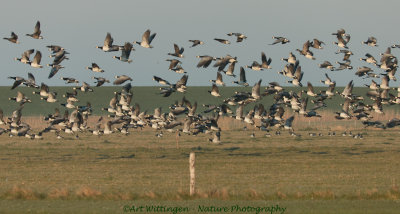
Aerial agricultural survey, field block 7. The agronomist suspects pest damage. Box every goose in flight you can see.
[134,29,156,48]
[48,65,64,79]
[3,32,19,44]
[26,21,43,39]
[232,67,249,86]
[168,44,184,58]
[214,38,230,44]
[362,36,378,47]
[227,32,247,42]
[209,72,225,86]
[86,63,104,73]
[30,51,43,68]
[196,55,216,68]
[270,36,290,45]
[189,40,204,47]
[93,77,110,87]
[208,84,221,97]
[96,32,121,52]
[113,42,133,63]
[15,49,34,64]
[113,75,132,85]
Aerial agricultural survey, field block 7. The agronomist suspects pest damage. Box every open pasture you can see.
[0,118,399,213]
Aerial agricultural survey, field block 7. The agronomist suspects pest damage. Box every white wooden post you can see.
[189,152,195,196]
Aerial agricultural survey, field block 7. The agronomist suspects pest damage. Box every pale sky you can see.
[1,0,400,87]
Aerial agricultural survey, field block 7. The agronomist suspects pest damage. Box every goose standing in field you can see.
[26,21,43,39]
[3,32,19,44]
[113,42,133,63]
[113,75,132,85]
[86,63,104,73]
[96,32,121,52]
[227,32,247,42]
[15,49,34,64]
[362,36,378,47]
[209,72,225,86]
[232,67,249,86]
[93,77,110,87]
[168,44,184,58]
[196,55,216,68]
[134,29,156,48]
[189,40,204,47]
[29,51,43,68]
[270,36,290,45]
[214,38,230,44]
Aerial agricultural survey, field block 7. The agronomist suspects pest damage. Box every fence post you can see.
[189,152,195,196]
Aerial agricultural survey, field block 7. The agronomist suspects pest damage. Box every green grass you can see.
[0,128,399,213]
[1,86,400,116]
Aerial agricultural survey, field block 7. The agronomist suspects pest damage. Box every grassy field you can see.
[0,121,399,213]
[1,86,400,116]
[1,86,400,213]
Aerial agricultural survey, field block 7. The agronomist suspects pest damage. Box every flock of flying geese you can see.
[2,21,400,142]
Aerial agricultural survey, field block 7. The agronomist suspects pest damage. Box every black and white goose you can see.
[214,38,230,44]
[360,53,377,65]
[362,36,378,47]
[168,44,184,58]
[296,40,315,60]
[232,67,249,86]
[209,72,225,86]
[15,49,34,64]
[318,61,335,71]
[96,32,121,52]
[270,36,290,45]
[113,42,133,63]
[3,32,19,44]
[26,21,43,39]
[113,75,132,85]
[134,29,156,48]
[93,77,110,87]
[166,59,181,70]
[227,32,247,42]
[311,38,325,49]
[30,51,43,68]
[196,55,216,68]
[208,84,221,97]
[86,63,104,73]
[189,40,204,47]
